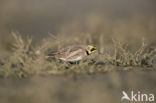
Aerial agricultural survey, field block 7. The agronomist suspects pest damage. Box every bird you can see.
[47,45,97,62]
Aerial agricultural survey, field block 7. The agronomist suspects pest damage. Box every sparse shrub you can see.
[0,33,155,78]
[103,39,156,67]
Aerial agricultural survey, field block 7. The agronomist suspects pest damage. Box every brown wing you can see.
[48,49,67,57]
[67,46,85,54]
[48,45,86,58]
[66,50,85,61]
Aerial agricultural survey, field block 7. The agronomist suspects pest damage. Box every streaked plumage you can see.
[47,45,96,62]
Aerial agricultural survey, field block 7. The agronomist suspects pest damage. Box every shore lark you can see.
[47,45,96,62]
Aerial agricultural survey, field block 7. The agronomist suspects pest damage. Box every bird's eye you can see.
[91,48,96,51]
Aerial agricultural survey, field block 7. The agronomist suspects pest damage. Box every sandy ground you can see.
[0,69,155,103]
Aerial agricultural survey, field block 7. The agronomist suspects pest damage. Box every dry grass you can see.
[0,32,155,78]
[0,1,156,103]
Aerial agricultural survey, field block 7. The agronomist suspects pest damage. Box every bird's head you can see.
[86,45,97,55]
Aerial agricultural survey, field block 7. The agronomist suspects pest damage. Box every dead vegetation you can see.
[0,32,155,78]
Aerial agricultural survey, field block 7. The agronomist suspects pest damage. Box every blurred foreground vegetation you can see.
[0,70,155,103]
